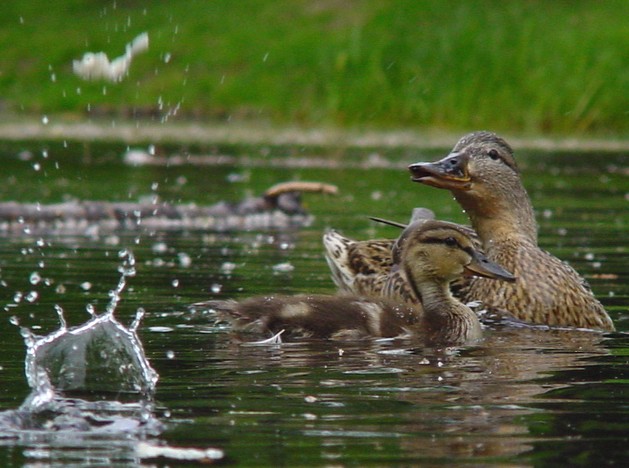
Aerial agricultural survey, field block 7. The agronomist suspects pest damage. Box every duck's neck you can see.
[412,279,482,343]
[453,183,538,246]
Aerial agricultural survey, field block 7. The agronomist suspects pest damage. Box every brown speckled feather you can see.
[461,238,614,330]
[323,215,481,307]
[324,132,615,332]
[205,220,512,344]
[408,131,614,331]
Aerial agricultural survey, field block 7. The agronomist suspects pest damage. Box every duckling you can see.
[402,131,613,331]
[202,220,514,345]
[325,207,482,298]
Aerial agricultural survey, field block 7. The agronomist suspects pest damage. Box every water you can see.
[0,139,627,466]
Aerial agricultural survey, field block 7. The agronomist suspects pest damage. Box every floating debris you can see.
[241,329,285,346]
[0,181,337,233]
[272,262,295,273]
[135,441,224,464]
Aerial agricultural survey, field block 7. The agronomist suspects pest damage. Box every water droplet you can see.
[25,291,39,303]
[86,303,96,316]
[33,163,41,172]
[171,279,179,288]
[273,262,294,273]
[211,283,222,294]
[9,316,19,326]
[148,144,156,155]
[29,272,41,285]
[18,150,33,161]
[13,291,23,303]
[152,242,168,253]
[131,307,145,331]
[54,304,67,329]
[81,282,92,291]
[178,252,191,267]
[166,350,175,359]
[41,115,49,125]
[220,262,236,274]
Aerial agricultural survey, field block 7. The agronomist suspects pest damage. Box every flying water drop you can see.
[29,272,42,285]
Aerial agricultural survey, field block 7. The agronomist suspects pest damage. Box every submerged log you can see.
[0,181,338,233]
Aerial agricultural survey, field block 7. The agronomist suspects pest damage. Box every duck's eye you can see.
[443,237,457,247]
[488,149,500,160]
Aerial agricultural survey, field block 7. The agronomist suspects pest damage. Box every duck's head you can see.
[395,220,516,285]
[408,131,522,197]
[407,132,536,239]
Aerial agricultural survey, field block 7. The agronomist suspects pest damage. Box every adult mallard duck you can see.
[325,131,615,331]
[202,220,514,345]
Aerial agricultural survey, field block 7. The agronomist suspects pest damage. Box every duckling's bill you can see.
[465,250,516,282]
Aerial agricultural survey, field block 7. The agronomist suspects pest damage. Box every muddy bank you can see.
[0,118,627,152]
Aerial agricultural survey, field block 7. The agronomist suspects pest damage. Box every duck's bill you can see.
[408,153,472,190]
[465,251,516,282]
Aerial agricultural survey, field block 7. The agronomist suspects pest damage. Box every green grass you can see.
[0,0,627,135]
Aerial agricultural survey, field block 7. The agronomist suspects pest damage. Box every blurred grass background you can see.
[0,0,627,135]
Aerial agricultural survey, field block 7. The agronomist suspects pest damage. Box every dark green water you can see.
[0,139,627,466]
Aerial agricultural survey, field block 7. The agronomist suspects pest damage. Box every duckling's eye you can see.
[488,149,500,160]
[443,237,457,247]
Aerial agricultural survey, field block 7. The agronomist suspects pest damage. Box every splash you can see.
[72,32,149,82]
[0,250,160,438]
[20,249,157,397]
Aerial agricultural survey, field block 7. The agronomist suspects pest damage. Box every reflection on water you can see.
[0,140,627,465]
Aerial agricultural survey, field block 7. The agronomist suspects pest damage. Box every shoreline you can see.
[0,118,628,152]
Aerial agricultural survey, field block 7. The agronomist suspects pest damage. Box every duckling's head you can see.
[408,132,536,241]
[394,220,515,287]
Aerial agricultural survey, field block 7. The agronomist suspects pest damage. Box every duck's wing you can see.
[323,230,394,293]
[381,267,422,307]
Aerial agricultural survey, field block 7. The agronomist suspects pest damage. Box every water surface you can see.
[0,140,627,466]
